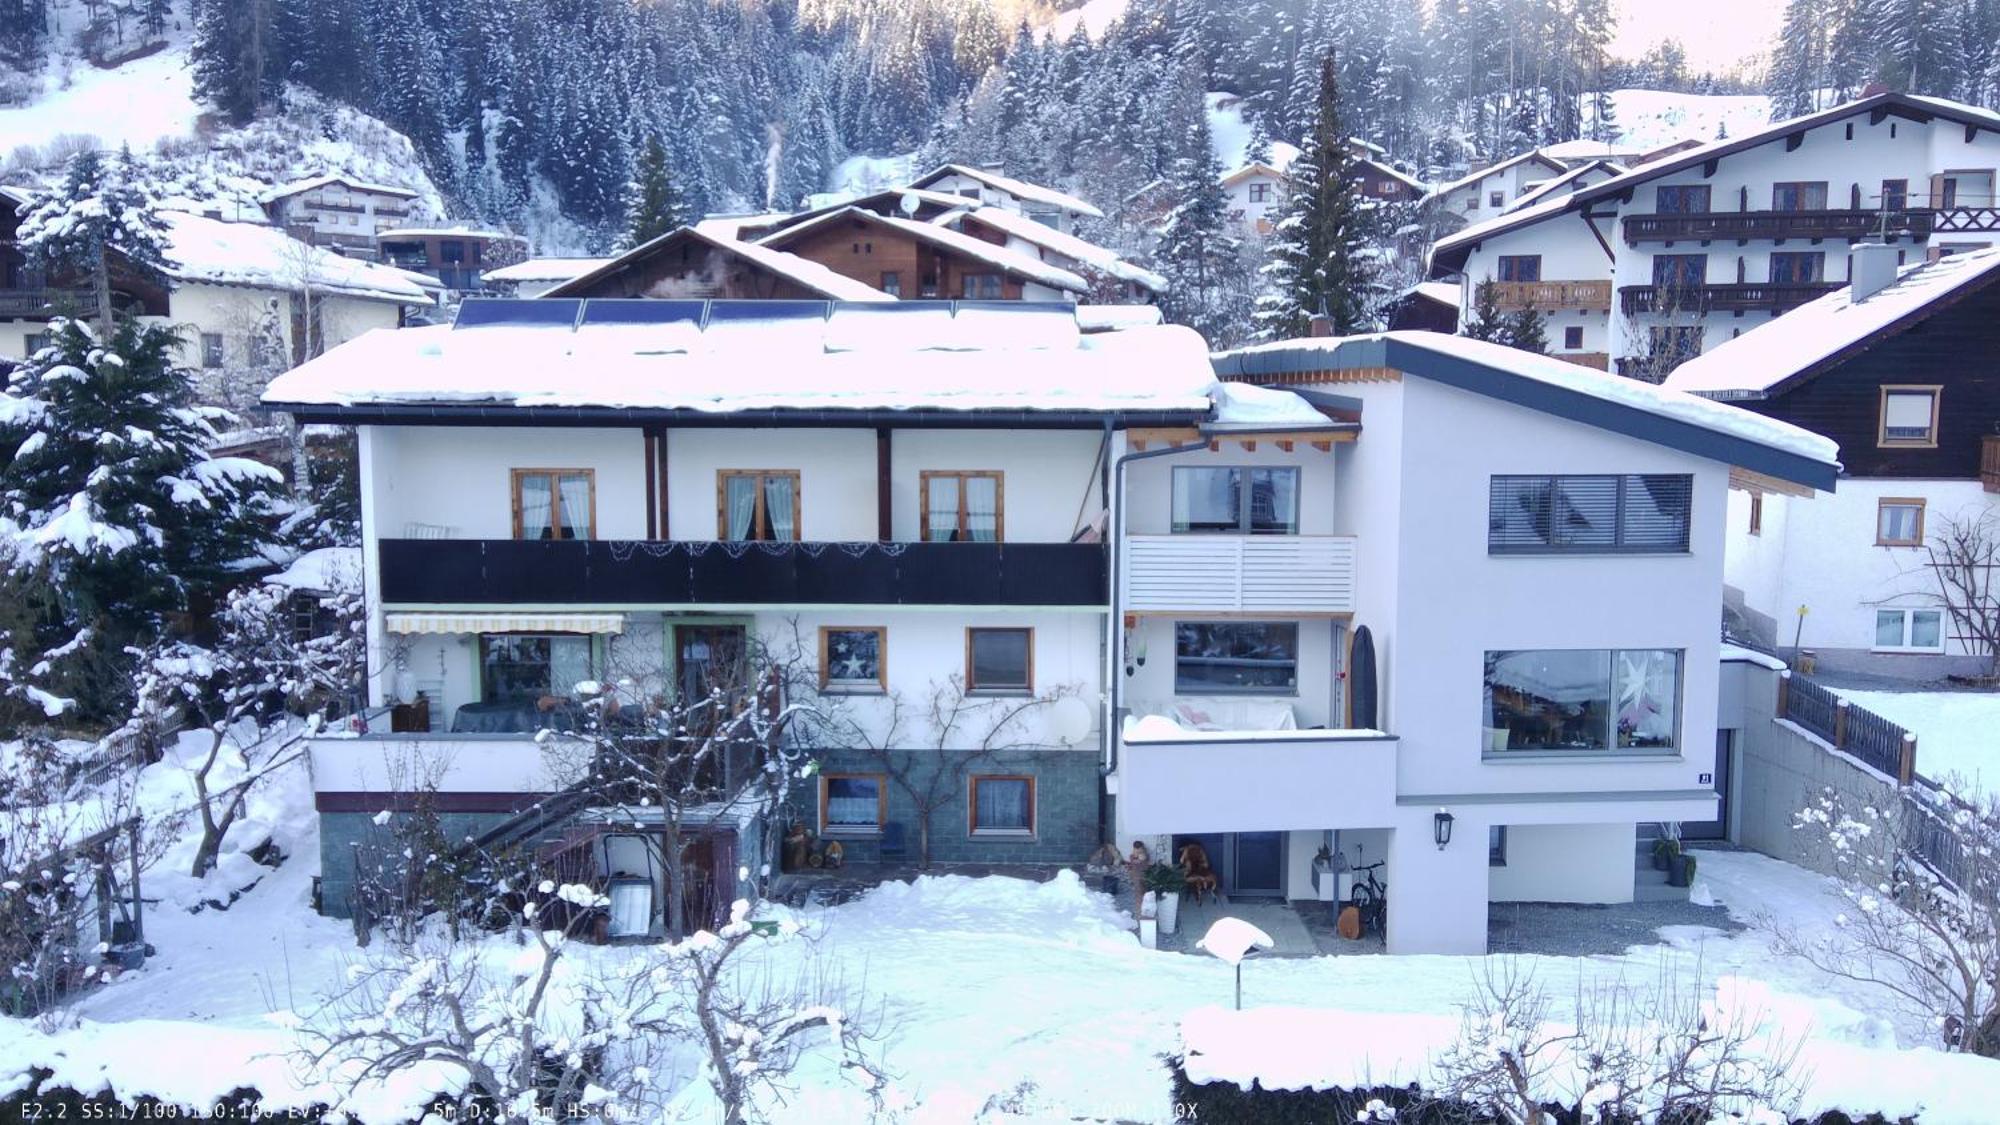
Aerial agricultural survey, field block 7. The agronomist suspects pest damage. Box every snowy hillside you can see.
[1595,88,1775,151]
[1049,0,1132,41]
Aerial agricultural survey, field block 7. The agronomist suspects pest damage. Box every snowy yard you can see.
[1832,687,2000,799]
[5,753,2000,1124]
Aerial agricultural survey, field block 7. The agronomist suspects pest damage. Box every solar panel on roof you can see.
[578,299,706,326]
[951,300,1073,319]
[705,300,832,324]
[454,298,584,329]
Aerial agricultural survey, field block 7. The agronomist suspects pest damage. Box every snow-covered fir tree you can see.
[1155,80,1251,346]
[15,147,175,336]
[1255,53,1376,340]
[621,134,688,250]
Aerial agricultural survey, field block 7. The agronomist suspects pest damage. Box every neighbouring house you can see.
[1117,331,1837,954]
[484,257,613,298]
[754,206,1090,302]
[0,200,428,374]
[1382,280,1460,333]
[1218,146,1424,240]
[929,205,1164,303]
[1422,150,1571,225]
[376,226,529,294]
[543,222,896,302]
[260,174,426,259]
[1503,159,1627,215]
[906,164,1105,234]
[1429,92,2000,382]
[1665,244,2000,681]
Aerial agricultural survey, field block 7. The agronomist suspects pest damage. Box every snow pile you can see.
[831,870,1137,952]
[1829,688,2000,800]
[1182,1004,1455,1091]
[0,29,199,156]
[265,546,362,595]
[1210,381,1330,426]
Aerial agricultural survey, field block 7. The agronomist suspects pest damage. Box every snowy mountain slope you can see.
[0,2,201,157]
[1049,0,1133,41]
[1594,88,1775,151]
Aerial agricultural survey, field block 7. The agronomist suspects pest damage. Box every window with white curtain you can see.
[970,775,1034,835]
[511,470,594,539]
[718,470,802,541]
[1170,466,1299,533]
[822,774,885,833]
[921,471,1003,541]
[1875,609,1944,652]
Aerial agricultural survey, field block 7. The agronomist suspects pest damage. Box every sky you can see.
[1609,0,1785,73]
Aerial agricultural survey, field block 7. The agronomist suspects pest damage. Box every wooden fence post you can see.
[1898,733,1918,786]
[1833,698,1849,750]
[1775,670,1790,718]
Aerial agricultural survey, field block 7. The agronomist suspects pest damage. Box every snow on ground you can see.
[1048,0,1132,42]
[0,5,200,158]
[1206,91,1301,175]
[1594,88,1775,152]
[1831,687,2000,800]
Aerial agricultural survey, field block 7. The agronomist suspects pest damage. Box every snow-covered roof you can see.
[1663,247,2000,398]
[265,546,362,595]
[159,212,429,305]
[1213,331,1841,490]
[1536,138,1644,162]
[258,174,419,204]
[761,207,1089,294]
[545,223,893,303]
[1219,160,1290,187]
[935,206,1166,291]
[1403,280,1460,307]
[1421,149,1568,201]
[1356,158,1429,193]
[1504,159,1625,213]
[908,164,1104,219]
[1075,304,1164,332]
[262,300,1223,418]
[376,226,527,242]
[483,257,613,284]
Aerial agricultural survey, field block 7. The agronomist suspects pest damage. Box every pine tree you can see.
[1503,304,1548,354]
[1156,86,1240,343]
[1254,53,1375,341]
[1769,0,1829,119]
[16,147,174,337]
[622,134,686,249]
[1461,280,1509,342]
[190,0,276,125]
[0,318,281,719]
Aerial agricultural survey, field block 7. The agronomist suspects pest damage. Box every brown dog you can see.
[1177,842,1219,905]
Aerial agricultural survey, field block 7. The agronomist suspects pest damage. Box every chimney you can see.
[1308,297,1334,338]
[1849,241,1901,302]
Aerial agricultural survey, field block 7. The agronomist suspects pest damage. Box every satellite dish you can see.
[1048,696,1095,745]
[898,191,922,216]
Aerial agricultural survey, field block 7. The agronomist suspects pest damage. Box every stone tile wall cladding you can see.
[317,810,515,919]
[790,748,1103,865]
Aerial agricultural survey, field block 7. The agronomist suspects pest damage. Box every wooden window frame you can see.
[967,774,1037,837]
[716,469,803,541]
[510,468,597,540]
[1877,385,1941,449]
[919,470,1005,542]
[965,627,1034,696]
[1748,492,1763,537]
[1496,254,1541,283]
[1771,180,1829,212]
[1875,497,1927,547]
[818,626,888,694]
[1562,325,1584,350]
[820,772,887,835]
[879,271,902,297]
[961,273,1003,299]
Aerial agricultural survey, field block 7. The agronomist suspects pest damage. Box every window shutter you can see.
[1618,475,1693,550]
[1552,476,1620,547]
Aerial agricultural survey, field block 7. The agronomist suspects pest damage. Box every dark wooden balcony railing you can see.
[1618,282,1841,316]
[377,538,1107,607]
[0,288,99,319]
[1933,207,2000,234]
[1622,209,1934,243]
[1488,279,1611,312]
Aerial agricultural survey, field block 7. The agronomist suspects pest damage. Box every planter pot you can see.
[1157,891,1180,935]
[1652,849,1671,871]
[1667,853,1696,888]
[1139,917,1158,950]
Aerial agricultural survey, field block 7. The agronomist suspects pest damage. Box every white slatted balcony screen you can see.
[1124,535,1357,613]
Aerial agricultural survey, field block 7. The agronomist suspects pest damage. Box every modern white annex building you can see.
[262,306,1836,954]
[1430,92,2000,379]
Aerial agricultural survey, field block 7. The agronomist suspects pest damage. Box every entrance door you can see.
[1171,832,1287,900]
[1683,730,1733,841]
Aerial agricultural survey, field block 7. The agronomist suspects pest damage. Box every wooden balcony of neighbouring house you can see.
[1617,281,1841,316]
[1933,207,2000,235]
[376,537,1108,608]
[0,288,99,319]
[1621,209,1934,244]
[1122,534,1357,616]
[1559,352,1610,371]
[1487,279,1612,313]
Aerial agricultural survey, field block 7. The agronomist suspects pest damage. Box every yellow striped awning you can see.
[384,611,626,635]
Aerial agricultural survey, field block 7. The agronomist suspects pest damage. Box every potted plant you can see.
[1651,836,1680,871]
[1145,862,1187,935]
[1668,851,1698,888]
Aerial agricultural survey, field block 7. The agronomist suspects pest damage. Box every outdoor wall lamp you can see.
[1433,809,1455,851]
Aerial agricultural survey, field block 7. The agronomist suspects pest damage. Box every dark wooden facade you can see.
[1354,158,1425,202]
[1,200,171,323]
[762,212,1032,300]
[549,229,832,300]
[1736,271,2000,480]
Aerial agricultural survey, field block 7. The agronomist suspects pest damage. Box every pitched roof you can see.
[1431,92,2000,274]
[934,206,1166,291]
[759,207,1089,294]
[483,257,614,284]
[1663,246,2000,398]
[1355,158,1429,192]
[1421,150,1569,202]
[160,212,430,304]
[1505,159,1626,213]
[1211,331,1840,491]
[543,223,893,302]
[907,164,1104,219]
[259,174,421,204]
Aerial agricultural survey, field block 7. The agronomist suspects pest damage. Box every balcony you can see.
[1123,535,1357,615]
[1618,282,1840,316]
[377,538,1107,607]
[0,288,98,319]
[1560,352,1610,371]
[1933,207,2000,235]
[1117,724,1398,834]
[1622,209,1934,243]
[308,726,593,802]
[1489,279,1611,312]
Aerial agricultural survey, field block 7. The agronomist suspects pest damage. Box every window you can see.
[921,471,1003,542]
[1876,498,1926,546]
[1651,253,1707,292]
[821,774,885,834]
[22,331,51,355]
[1170,466,1300,534]
[1878,386,1940,447]
[966,627,1032,694]
[1489,826,1507,866]
[961,273,1003,299]
[440,240,466,263]
[1748,492,1763,536]
[1771,181,1829,211]
[718,470,801,541]
[1563,326,1584,350]
[969,775,1035,836]
[1026,208,1062,228]
[1497,255,1542,282]
[1174,622,1299,694]
[1656,184,1711,214]
[1378,180,1399,193]
[1881,179,1909,211]
[479,635,597,704]
[201,332,225,368]
[511,469,594,540]
[880,271,902,297]
[1488,190,1505,208]
[958,187,982,202]
[1484,649,1682,752]
[1248,183,1272,203]
[1875,609,1944,652]
[1487,474,1693,554]
[819,627,886,693]
[1768,251,1825,284]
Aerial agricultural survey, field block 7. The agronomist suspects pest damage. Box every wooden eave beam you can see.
[1729,466,1814,498]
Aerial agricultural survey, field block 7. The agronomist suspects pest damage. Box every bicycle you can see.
[1349,860,1388,939]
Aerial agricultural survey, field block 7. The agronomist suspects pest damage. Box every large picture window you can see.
[921,471,1003,542]
[1484,649,1682,753]
[718,470,801,541]
[1174,622,1299,694]
[479,635,597,703]
[511,469,595,540]
[1488,474,1693,554]
[1171,466,1299,534]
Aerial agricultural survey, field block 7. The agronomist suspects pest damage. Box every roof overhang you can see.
[1212,337,1839,493]
[265,401,1210,430]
